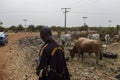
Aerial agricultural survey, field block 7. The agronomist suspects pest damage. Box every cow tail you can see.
[100,41,103,60]
[100,51,103,60]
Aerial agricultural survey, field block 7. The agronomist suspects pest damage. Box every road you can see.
[0,33,39,80]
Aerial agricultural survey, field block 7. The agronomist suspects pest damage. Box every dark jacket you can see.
[36,37,70,80]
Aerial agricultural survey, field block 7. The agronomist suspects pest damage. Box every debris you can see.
[103,51,118,59]
[8,36,120,80]
[115,74,120,80]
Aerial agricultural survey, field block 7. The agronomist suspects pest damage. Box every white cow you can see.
[60,34,72,45]
[87,33,100,40]
[105,34,110,44]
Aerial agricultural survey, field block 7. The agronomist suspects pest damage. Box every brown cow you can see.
[69,38,102,64]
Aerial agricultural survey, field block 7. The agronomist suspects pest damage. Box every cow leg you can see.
[78,53,80,61]
[81,52,84,62]
[95,52,99,64]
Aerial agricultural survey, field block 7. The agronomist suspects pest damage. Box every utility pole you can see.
[23,19,27,27]
[108,20,112,27]
[61,8,71,33]
[0,20,3,26]
[82,17,88,32]
[83,17,88,26]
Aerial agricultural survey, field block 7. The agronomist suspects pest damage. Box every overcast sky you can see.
[0,0,120,27]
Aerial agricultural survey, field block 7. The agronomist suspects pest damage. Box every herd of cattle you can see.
[60,33,120,45]
[58,33,119,64]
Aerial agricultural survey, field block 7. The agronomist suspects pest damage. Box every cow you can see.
[60,34,72,45]
[112,34,120,42]
[69,38,102,64]
[105,34,110,44]
[87,33,100,40]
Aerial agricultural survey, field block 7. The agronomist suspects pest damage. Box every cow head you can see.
[69,50,75,58]
[68,46,77,58]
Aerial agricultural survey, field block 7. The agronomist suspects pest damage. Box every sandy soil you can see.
[0,32,39,80]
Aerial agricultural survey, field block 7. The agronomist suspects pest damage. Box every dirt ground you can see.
[0,32,120,80]
[0,32,39,80]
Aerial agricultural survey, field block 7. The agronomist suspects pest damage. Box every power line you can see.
[70,11,120,16]
[78,0,100,9]
[68,0,90,7]
[67,0,100,9]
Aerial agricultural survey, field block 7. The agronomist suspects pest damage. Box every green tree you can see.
[9,26,17,32]
[50,26,58,31]
[117,25,120,32]
[4,28,9,32]
[35,25,45,31]
[0,26,5,32]
[17,25,25,32]
[27,25,35,32]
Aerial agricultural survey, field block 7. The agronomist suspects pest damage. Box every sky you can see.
[0,0,120,27]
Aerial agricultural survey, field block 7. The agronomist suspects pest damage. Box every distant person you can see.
[36,27,70,80]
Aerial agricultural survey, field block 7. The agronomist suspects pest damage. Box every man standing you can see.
[36,27,70,80]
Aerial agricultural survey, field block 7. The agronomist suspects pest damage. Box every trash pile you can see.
[9,36,43,80]
[18,36,43,47]
[8,36,120,80]
[67,59,120,80]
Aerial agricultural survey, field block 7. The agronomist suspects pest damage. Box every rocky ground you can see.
[8,36,120,80]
